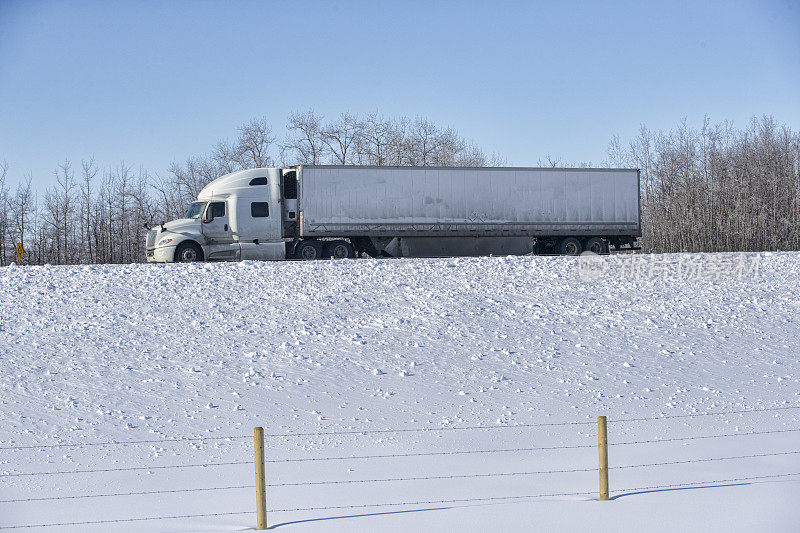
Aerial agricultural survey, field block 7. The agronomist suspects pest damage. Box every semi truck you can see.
[145,165,641,262]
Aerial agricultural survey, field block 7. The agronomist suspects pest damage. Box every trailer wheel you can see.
[584,237,608,255]
[558,237,582,256]
[325,240,355,259]
[174,241,204,262]
[294,240,323,260]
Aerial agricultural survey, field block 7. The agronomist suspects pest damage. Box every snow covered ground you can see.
[0,252,798,532]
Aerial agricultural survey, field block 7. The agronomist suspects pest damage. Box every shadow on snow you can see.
[268,506,452,529]
[611,482,750,500]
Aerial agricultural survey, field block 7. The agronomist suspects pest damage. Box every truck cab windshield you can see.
[184,201,207,219]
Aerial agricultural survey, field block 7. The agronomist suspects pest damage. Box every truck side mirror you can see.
[202,210,214,223]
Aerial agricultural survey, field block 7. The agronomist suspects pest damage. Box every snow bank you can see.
[0,253,798,531]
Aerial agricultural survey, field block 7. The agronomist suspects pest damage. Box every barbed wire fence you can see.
[1,405,799,529]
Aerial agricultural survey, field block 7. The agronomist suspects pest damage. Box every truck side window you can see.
[210,201,225,218]
[249,177,268,186]
[283,171,297,199]
[251,202,269,217]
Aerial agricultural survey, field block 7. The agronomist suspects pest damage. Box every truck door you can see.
[235,181,284,259]
[201,200,232,242]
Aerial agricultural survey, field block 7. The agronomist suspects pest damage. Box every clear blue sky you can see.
[1,0,798,186]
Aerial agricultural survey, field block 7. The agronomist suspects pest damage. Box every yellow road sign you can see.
[15,243,24,261]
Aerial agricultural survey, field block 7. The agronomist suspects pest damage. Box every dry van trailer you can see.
[285,165,641,258]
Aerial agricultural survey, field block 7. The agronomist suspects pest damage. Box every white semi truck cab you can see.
[146,165,641,262]
[146,168,292,262]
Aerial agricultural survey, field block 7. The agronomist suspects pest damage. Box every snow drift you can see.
[0,252,798,531]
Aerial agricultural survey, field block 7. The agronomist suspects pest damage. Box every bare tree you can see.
[321,112,360,164]
[612,115,800,253]
[79,159,98,263]
[455,142,490,167]
[387,116,410,165]
[166,156,218,212]
[8,174,34,264]
[354,112,394,165]
[0,161,8,264]
[42,160,76,263]
[235,117,275,168]
[540,154,563,168]
[407,117,442,166]
[282,110,327,165]
[211,139,242,175]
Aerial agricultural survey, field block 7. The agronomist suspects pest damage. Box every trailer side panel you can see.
[299,166,640,238]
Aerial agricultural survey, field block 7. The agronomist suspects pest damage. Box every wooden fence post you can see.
[255,426,267,530]
[598,415,609,501]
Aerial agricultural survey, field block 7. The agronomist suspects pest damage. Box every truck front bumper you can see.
[147,245,176,263]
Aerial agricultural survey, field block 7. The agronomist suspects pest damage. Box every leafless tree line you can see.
[0,159,158,265]
[281,110,504,168]
[608,116,800,253]
[0,111,502,265]
[1,113,797,265]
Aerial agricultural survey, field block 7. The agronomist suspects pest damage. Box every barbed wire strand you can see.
[266,443,596,463]
[611,405,800,423]
[265,428,800,464]
[0,511,253,530]
[268,450,800,487]
[0,421,592,451]
[2,405,797,451]
[5,429,798,477]
[267,490,596,513]
[0,445,594,477]
[4,472,800,529]
[612,450,800,470]
[611,471,800,494]
[267,467,597,488]
[0,460,250,478]
[268,471,800,512]
[262,420,595,438]
[613,428,800,446]
[5,450,797,501]
[0,485,252,504]
[0,435,249,451]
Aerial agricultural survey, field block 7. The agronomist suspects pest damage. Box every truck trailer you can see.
[145,165,641,262]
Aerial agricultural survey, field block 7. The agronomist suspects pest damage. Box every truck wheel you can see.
[174,241,203,262]
[584,237,608,255]
[325,240,355,259]
[294,240,323,260]
[558,237,582,256]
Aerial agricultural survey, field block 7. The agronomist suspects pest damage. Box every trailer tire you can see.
[324,240,355,259]
[294,240,324,260]
[174,241,204,262]
[584,237,608,255]
[558,237,582,256]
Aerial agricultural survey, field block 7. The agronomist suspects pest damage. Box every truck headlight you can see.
[157,238,174,246]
